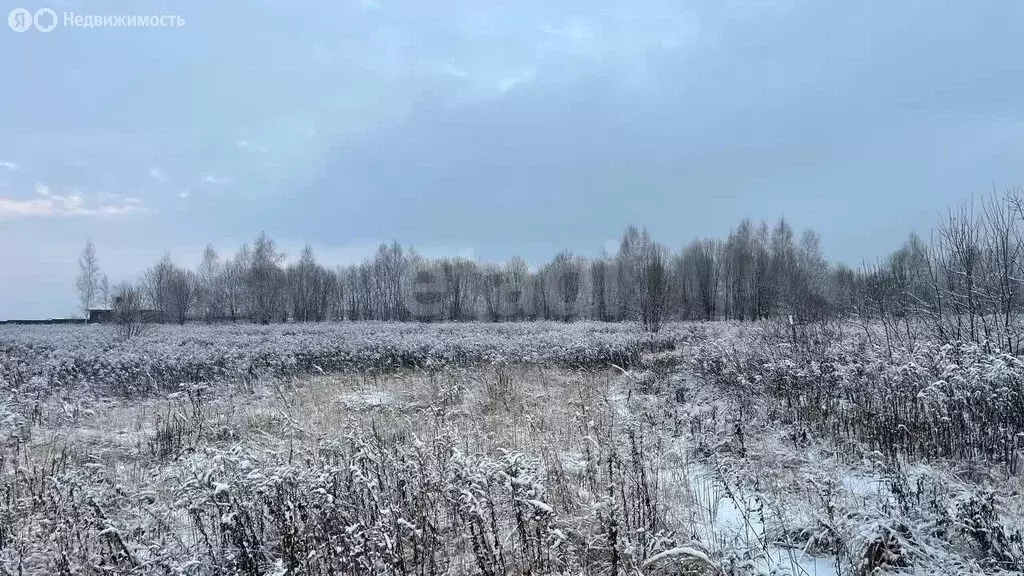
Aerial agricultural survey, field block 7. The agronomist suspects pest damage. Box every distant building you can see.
[88,308,113,323]
[0,318,83,325]
[88,306,165,324]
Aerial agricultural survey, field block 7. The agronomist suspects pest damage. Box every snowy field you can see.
[0,320,1022,574]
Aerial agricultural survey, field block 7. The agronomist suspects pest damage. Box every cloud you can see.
[201,172,233,186]
[0,188,145,220]
[149,167,169,181]
[236,140,269,155]
[0,198,54,218]
[540,19,598,49]
[179,189,191,199]
[430,62,470,79]
[0,161,18,171]
[498,68,536,93]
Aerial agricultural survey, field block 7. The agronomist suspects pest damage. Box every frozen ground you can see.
[0,321,1022,574]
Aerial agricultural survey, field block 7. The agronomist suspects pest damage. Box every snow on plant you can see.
[0,401,703,574]
[680,320,1024,574]
[5,319,1024,574]
[0,321,684,397]
[683,321,1024,473]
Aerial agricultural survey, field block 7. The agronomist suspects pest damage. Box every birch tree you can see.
[76,239,102,319]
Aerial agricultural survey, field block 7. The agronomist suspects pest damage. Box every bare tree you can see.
[76,239,102,320]
[371,242,410,320]
[407,260,445,322]
[614,226,642,321]
[505,256,529,321]
[723,219,756,320]
[348,263,376,321]
[143,253,175,322]
[142,254,197,324]
[792,229,831,320]
[591,255,611,321]
[224,246,250,322]
[332,266,347,320]
[287,245,336,322]
[548,251,582,321]
[982,190,1023,352]
[245,232,287,324]
[938,203,983,343]
[531,271,548,320]
[99,274,111,309]
[440,258,479,321]
[167,267,198,324]
[480,264,507,321]
[111,281,145,341]
[638,241,670,332]
[197,245,225,322]
[288,245,317,322]
[752,222,773,319]
[680,239,722,320]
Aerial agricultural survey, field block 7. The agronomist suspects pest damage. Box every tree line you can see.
[838,187,1024,354]
[75,219,833,332]
[75,186,1024,343]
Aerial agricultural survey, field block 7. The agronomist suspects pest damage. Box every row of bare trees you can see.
[841,187,1024,354]
[75,219,844,332]
[74,186,1024,343]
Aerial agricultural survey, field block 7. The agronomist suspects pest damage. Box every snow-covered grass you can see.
[0,363,711,574]
[0,320,1022,574]
[0,321,682,396]
[680,319,1024,574]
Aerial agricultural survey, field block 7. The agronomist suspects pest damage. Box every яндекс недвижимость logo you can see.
[8,7,184,32]
[8,8,56,32]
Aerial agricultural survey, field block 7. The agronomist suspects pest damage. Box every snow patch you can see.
[337,388,396,410]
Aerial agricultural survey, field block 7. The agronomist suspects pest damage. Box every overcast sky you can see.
[1,0,1023,319]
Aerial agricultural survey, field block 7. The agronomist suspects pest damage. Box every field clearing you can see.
[0,322,679,395]
[1,321,1023,575]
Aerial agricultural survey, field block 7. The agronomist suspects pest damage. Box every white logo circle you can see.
[33,8,57,32]
[8,8,32,32]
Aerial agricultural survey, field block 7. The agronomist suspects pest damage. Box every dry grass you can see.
[4,321,1023,575]
[0,363,726,575]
